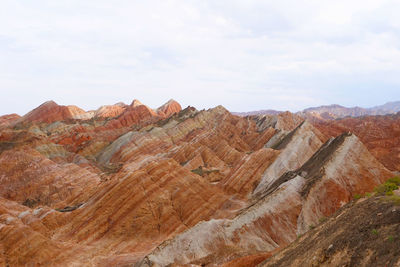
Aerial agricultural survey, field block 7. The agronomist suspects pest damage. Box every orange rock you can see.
[0,114,20,129]
[94,102,127,119]
[156,99,182,117]
[18,101,87,124]
[104,103,160,129]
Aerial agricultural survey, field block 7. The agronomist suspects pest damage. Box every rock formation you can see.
[0,100,397,266]
[0,114,20,129]
[312,113,400,171]
[156,99,182,117]
[18,101,87,124]
[93,102,128,119]
[139,132,392,266]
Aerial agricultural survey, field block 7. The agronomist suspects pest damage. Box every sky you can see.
[1,0,400,115]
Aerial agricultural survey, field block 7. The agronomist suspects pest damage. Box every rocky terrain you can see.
[0,99,398,266]
[260,195,400,267]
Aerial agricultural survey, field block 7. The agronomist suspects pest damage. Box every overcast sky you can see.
[1,0,400,115]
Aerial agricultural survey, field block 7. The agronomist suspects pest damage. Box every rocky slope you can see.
[0,99,397,266]
[260,195,400,267]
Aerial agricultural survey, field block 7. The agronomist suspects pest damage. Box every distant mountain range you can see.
[233,101,400,119]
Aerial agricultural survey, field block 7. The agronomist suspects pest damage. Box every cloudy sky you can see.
[1,0,400,115]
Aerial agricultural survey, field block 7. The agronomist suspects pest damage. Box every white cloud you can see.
[1,0,400,115]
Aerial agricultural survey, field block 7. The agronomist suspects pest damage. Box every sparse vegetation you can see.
[22,198,38,208]
[364,192,372,198]
[191,166,204,176]
[371,229,379,235]
[297,233,303,240]
[387,176,400,185]
[319,217,327,223]
[374,177,400,195]
[353,194,362,200]
[388,195,400,205]
[191,166,220,177]
[388,235,394,242]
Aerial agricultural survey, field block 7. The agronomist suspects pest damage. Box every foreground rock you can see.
[261,196,400,267]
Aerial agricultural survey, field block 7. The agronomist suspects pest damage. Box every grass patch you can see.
[353,194,362,200]
[371,229,379,235]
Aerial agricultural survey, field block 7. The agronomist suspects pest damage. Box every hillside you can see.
[0,100,398,266]
[260,194,400,267]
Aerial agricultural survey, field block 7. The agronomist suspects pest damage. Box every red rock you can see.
[0,100,396,266]
[0,114,20,129]
[19,101,87,124]
[156,99,182,117]
[140,133,392,266]
[94,102,128,119]
[104,103,160,129]
[312,113,400,171]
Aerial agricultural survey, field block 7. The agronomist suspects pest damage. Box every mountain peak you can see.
[19,101,86,124]
[130,99,144,107]
[157,99,182,117]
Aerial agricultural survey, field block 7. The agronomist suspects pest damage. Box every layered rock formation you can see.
[139,133,392,266]
[0,100,397,266]
[156,99,182,117]
[93,102,128,119]
[18,101,87,124]
[312,113,400,171]
[0,114,20,129]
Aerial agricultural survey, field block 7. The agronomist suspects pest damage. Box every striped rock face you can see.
[0,101,394,266]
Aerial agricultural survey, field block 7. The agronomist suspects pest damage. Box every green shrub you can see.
[353,194,362,200]
[387,177,400,185]
[386,190,394,196]
[374,178,399,195]
[388,235,394,242]
[371,229,378,235]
